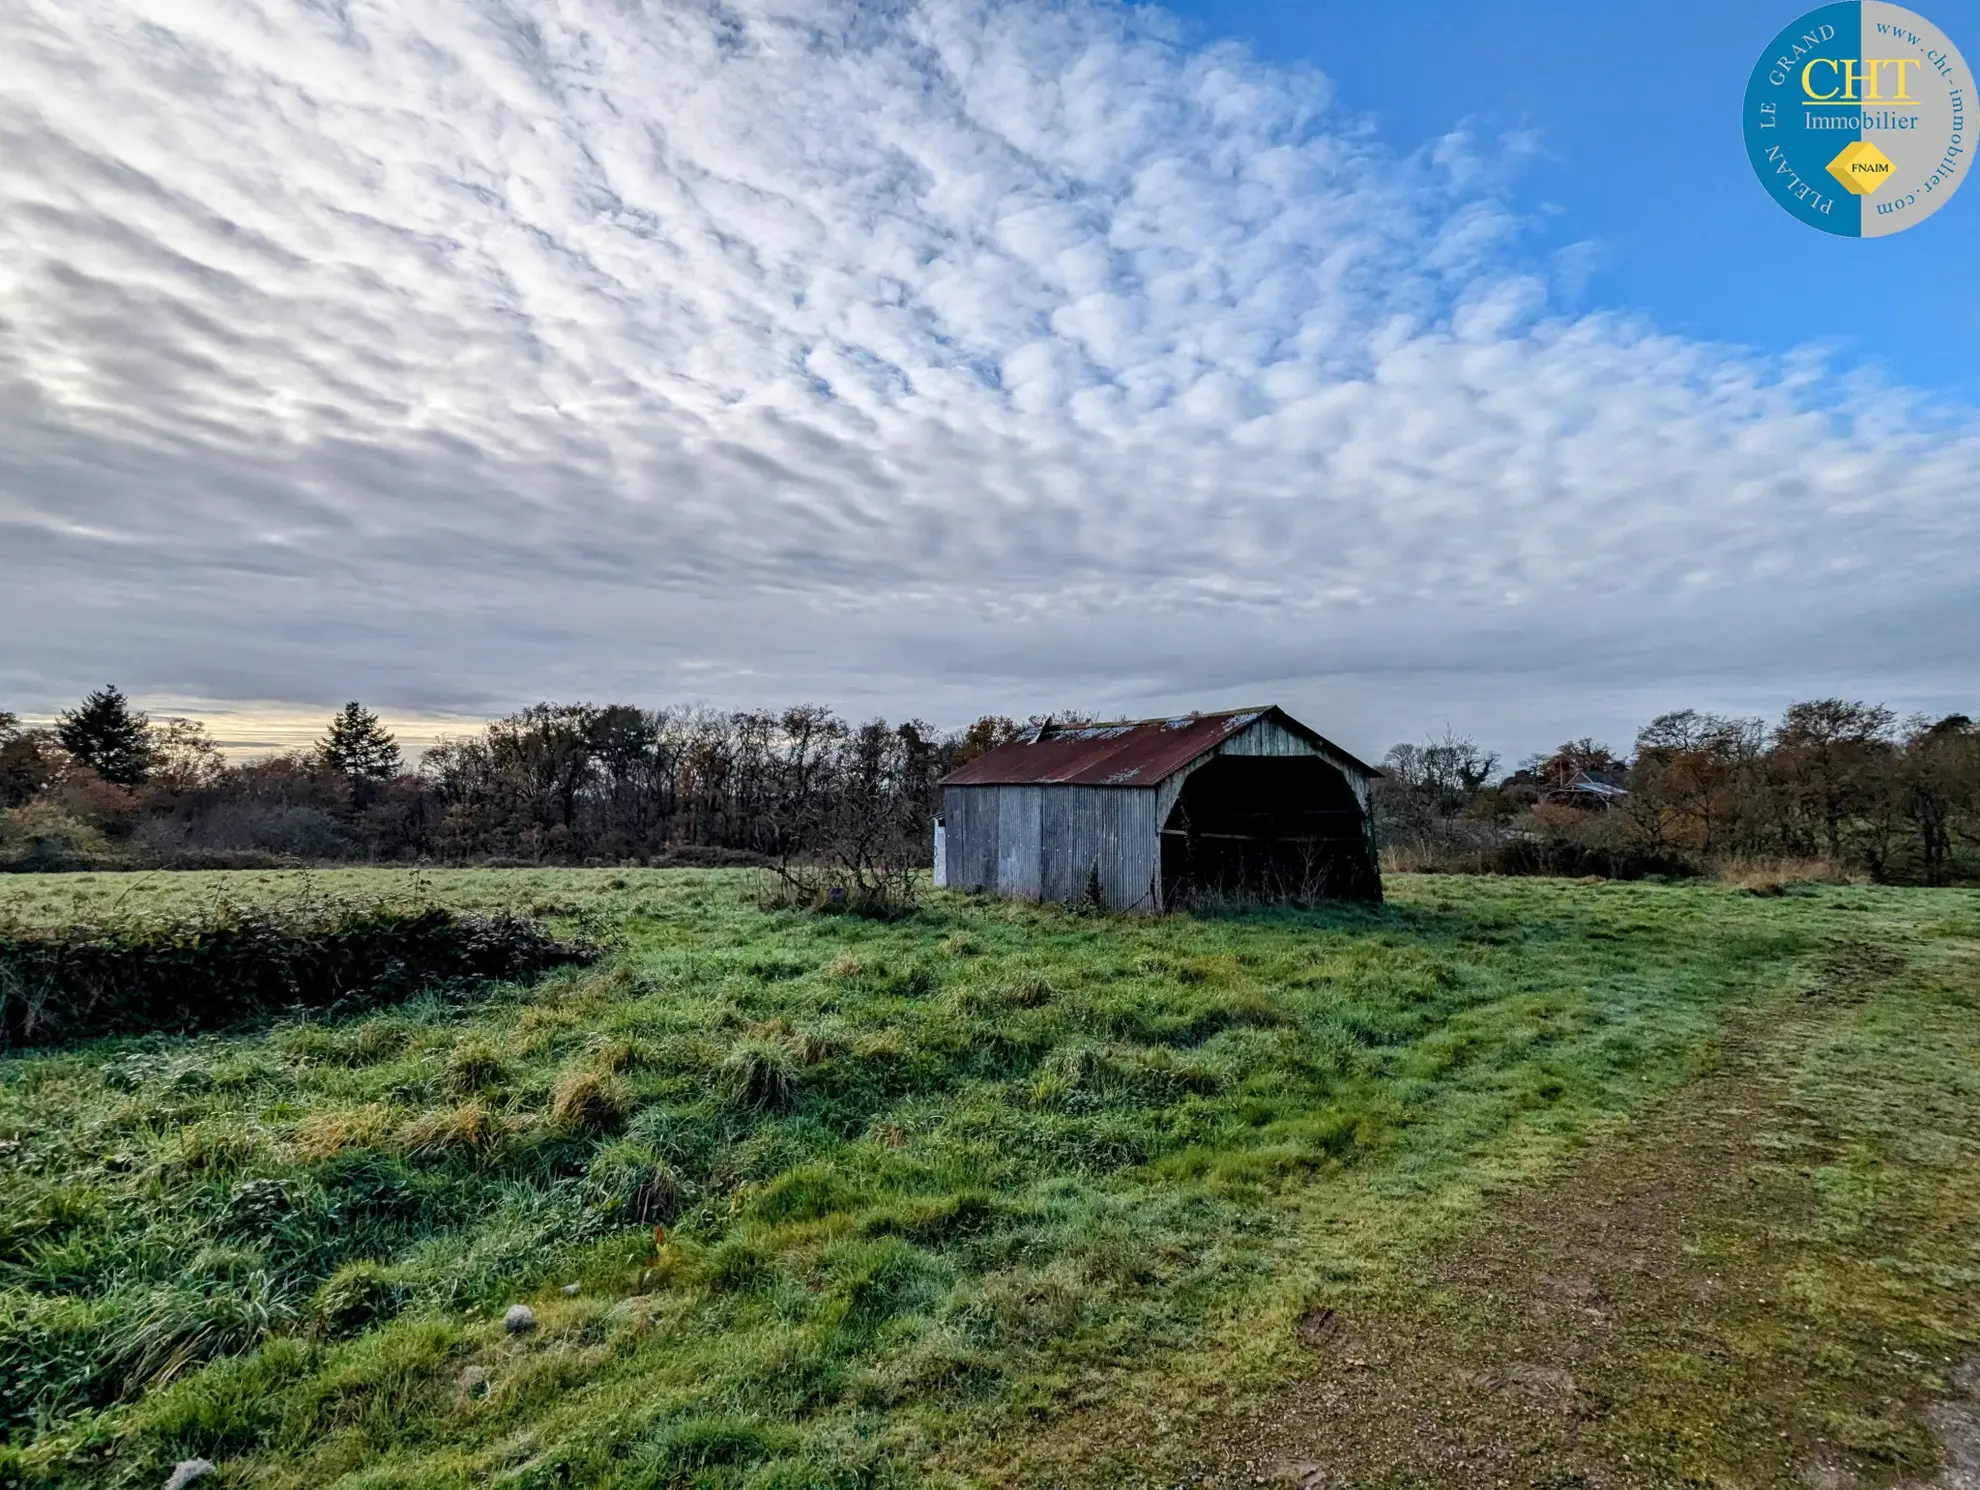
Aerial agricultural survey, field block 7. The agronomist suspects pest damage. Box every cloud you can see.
[1,0,1974,759]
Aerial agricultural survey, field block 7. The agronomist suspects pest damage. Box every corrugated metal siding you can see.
[942,786,995,892]
[995,786,1044,899]
[1098,788,1160,911]
[943,783,1161,912]
[1039,787,1081,902]
[965,786,1000,890]
[1217,717,1314,758]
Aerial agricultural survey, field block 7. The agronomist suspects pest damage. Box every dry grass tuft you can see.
[399,1102,506,1156]
[518,1003,581,1036]
[1712,855,1861,894]
[749,1018,836,1065]
[292,1103,395,1160]
[722,1038,798,1112]
[443,1039,509,1101]
[549,1068,629,1135]
[587,1038,642,1074]
[349,1020,408,1064]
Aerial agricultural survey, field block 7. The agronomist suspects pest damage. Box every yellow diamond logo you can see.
[1827,139,1895,196]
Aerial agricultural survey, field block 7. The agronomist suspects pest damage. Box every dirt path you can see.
[1891,1362,1980,1490]
[1194,1019,1783,1489]
[1178,950,1980,1490]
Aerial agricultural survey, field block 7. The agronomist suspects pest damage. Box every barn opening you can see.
[1160,755,1381,906]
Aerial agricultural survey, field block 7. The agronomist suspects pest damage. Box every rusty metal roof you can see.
[939,706,1379,788]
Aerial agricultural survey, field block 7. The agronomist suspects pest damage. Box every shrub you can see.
[0,900,597,1048]
[0,803,136,873]
[1492,835,1699,881]
[1381,814,1703,881]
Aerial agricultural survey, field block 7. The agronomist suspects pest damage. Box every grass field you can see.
[2,869,1977,1489]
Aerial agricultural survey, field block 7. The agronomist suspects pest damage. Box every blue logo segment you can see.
[1746,4,1867,235]
[1743,3,1971,237]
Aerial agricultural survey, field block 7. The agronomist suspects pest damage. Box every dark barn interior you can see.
[1159,755,1381,905]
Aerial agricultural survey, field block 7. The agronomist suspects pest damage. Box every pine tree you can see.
[55,685,155,787]
[317,702,402,782]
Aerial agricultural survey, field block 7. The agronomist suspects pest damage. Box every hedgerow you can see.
[0,899,595,1048]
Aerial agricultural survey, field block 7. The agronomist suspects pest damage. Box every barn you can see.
[935,706,1381,912]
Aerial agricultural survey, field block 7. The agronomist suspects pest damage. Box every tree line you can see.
[1376,700,1980,886]
[4,688,1977,885]
[1,689,1021,873]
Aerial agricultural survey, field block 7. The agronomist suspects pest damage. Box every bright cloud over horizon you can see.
[2,0,1975,764]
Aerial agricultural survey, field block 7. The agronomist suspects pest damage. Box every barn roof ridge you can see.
[1035,703,1275,733]
[940,704,1380,789]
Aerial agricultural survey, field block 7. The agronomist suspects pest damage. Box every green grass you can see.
[0,869,1975,1488]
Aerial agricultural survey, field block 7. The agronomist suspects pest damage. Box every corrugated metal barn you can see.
[935,706,1381,912]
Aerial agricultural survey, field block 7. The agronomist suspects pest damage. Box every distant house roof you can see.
[1562,772,1630,799]
[939,705,1380,789]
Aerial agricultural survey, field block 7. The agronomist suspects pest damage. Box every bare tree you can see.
[1900,714,1979,886]
[1629,710,1765,852]
[1378,730,1499,833]
[148,718,227,796]
[1771,700,1897,862]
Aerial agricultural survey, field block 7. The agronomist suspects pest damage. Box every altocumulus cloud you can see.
[1,0,1975,753]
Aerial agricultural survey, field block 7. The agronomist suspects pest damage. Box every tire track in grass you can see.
[1179,932,1980,1490]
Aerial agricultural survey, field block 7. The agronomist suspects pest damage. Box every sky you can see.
[1164,1,1980,397]
[1,0,1975,767]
